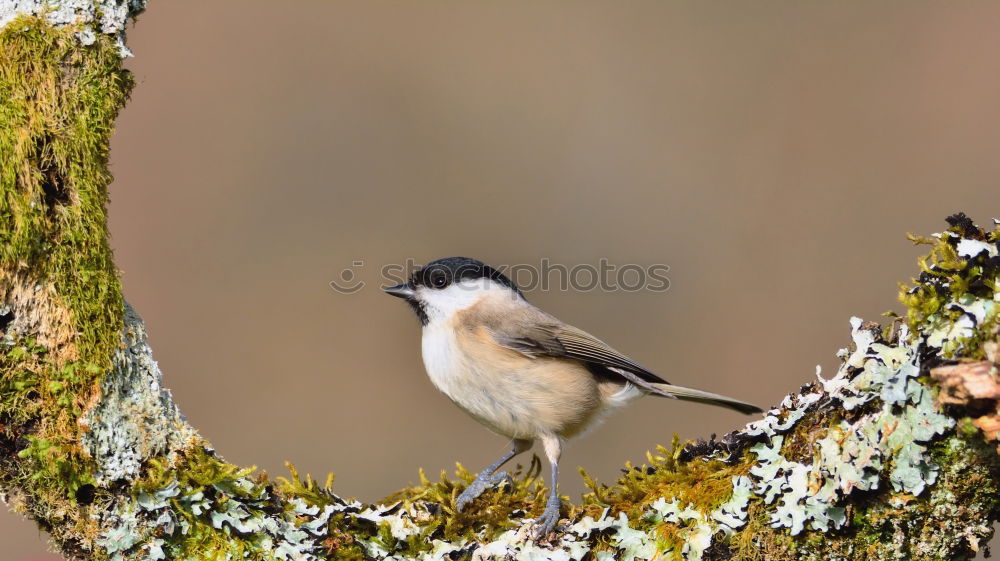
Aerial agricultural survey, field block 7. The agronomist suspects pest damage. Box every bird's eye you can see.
[430,271,448,289]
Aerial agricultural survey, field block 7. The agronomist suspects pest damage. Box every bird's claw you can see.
[531,495,562,540]
[455,470,513,512]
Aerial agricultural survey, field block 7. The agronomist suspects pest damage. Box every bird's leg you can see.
[456,438,532,512]
[533,434,563,539]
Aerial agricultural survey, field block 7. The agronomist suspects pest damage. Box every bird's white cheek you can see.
[417,284,478,321]
[416,278,516,323]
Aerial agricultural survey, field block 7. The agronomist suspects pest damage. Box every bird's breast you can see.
[419,321,611,440]
[421,323,525,436]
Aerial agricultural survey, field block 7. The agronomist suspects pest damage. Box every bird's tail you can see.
[649,383,763,415]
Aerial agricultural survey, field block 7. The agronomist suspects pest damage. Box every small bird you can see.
[385,257,762,538]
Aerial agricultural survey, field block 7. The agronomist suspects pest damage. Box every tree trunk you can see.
[2,5,999,560]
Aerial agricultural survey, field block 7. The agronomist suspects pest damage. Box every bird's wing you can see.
[484,306,762,414]
[488,310,672,389]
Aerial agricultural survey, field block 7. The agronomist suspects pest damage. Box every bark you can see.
[2,5,1000,561]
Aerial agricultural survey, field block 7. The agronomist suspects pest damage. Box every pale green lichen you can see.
[81,304,197,486]
[646,477,753,560]
[744,319,953,536]
[0,0,148,56]
[97,481,340,561]
[94,452,347,561]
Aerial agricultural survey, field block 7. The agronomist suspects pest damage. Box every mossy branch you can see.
[3,10,1000,561]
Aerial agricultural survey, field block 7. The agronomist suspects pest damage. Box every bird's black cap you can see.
[409,257,522,295]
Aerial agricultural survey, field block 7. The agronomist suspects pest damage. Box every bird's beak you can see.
[383,283,415,300]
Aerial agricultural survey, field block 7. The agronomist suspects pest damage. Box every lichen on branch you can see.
[0,0,148,56]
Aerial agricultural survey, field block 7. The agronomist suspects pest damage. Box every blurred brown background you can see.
[5,1,1000,558]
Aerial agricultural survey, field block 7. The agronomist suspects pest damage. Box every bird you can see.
[384,257,762,538]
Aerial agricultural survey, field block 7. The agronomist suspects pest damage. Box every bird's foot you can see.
[532,494,563,540]
[455,470,514,512]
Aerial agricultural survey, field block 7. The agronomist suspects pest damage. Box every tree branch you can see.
[2,6,999,561]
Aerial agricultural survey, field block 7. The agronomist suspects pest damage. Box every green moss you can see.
[379,456,549,552]
[779,402,843,464]
[129,447,265,559]
[278,463,368,560]
[135,447,256,497]
[732,501,795,561]
[0,337,45,424]
[898,215,1000,359]
[585,442,750,523]
[1,334,110,507]
[111,449,379,560]
[0,16,129,363]
[379,438,752,558]
[0,14,131,551]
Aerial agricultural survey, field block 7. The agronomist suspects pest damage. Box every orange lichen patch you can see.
[972,416,1000,441]
[932,361,1000,403]
[932,357,1000,450]
[0,271,78,363]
